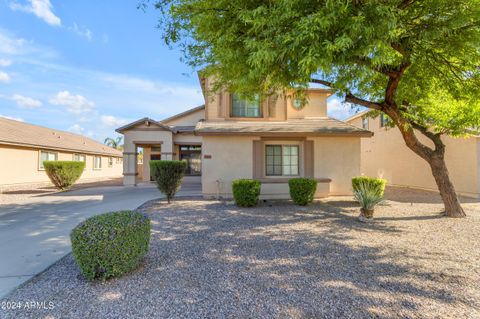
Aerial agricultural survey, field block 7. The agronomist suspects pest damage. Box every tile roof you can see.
[0,117,122,156]
[195,118,373,137]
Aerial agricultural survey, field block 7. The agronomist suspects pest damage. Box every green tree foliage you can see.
[71,211,151,280]
[43,161,85,190]
[104,136,124,150]
[146,0,480,217]
[150,160,187,203]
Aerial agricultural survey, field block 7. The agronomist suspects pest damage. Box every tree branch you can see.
[309,78,334,87]
[310,78,383,111]
[345,93,383,111]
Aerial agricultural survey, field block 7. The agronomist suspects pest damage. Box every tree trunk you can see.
[385,108,466,218]
[428,154,466,217]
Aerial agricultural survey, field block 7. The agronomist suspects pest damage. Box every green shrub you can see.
[149,160,187,203]
[43,161,85,190]
[352,176,386,196]
[232,179,261,207]
[353,182,385,212]
[70,211,151,280]
[288,178,317,205]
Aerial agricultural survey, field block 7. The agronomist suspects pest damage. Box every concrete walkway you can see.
[0,182,201,297]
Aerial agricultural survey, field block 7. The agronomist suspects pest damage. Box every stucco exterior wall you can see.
[201,136,360,198]
[203,76,329,122]
[163,108,205,126]
[123,129,174,185]
[348,116,480,197]
[311,137,361,195]
[286,91,328,119]
[0,144,122,189]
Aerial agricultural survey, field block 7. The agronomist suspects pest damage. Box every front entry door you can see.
[179,145,201,175]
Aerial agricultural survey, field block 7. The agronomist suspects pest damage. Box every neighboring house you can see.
[117,75,372,199]
[346,111,480,198]
[0,117,123,191]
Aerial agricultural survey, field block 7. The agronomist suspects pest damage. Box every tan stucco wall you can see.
[123,129,174,185]
[311,136,361,195]
[0,144,122,188]
[203,76,329,121]
[286,91,328,119]
[201,136,360,198]
[163,108,205,126]
[348,116,480,197]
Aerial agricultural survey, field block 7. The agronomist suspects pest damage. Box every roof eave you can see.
[195,130,373,137]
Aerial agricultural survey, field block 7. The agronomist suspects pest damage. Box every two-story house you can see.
[116,75,372,199]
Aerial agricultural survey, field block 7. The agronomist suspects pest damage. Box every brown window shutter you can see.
[304,140,314,178]
[252,140,264,179]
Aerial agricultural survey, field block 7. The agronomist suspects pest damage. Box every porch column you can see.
[123,143,138,186]
[143,147,152,182]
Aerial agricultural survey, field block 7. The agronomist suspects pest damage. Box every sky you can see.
[0,0,355,142]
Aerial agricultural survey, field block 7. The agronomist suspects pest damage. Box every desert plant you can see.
[288,178,317,205]
[43,161,85,190]
[232,179,261,207]
[70,210,151,280]
[352,176,386,197]
[352,178,386,219]
[149,160,187,203]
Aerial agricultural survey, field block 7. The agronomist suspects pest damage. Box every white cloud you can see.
[0,59,12,67]
[327,98,357,120]
[69,23,92,41]
[100,115,129,127]
[10,0,61,26]
[49,91,95,114]
[12,94,42,108]
[0,30,26,55]
[0,114,24,122]
[0,71,10,83]
[68,124,84,135]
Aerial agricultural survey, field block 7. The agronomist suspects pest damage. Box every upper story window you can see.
[231,93,261,118]
[362,117,369,130]
[265,145,299,176]
[380,113,390,127]
[39,150,58,170]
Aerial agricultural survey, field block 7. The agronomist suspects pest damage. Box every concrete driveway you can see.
[0,182,200,297]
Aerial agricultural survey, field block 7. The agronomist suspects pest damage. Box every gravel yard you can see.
[0,178,123,205]
[1,187,479,318]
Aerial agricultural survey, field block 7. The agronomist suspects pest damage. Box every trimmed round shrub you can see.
[71,211,151,280]
[352,176,387,196]
[150,160,187,203]
[288,178,317,205]
[232,179,261,207]
[44,161,85,190]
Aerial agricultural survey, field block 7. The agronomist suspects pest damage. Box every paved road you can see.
[0,183,200,297]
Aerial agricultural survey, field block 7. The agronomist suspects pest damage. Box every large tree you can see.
[145,0,480,217]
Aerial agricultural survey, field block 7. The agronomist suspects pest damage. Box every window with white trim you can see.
[265,145,299,176]
[73,154,86,170]
[73,154,86,162]
[108,157,113,168]
[362,117,369,129]
[93,156,102,170]
[39,151,58,170]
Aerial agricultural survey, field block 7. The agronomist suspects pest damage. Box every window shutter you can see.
[304,140,314,178]
[252,140,264,179]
